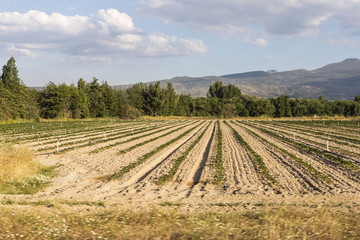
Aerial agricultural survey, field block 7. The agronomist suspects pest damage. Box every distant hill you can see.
[117,58,360,100]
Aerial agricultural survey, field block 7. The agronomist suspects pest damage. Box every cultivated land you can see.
[1,118,360,238]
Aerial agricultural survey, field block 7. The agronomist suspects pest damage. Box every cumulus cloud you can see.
[0,9,208,60]
[138,0,360,45]
[243,37,268,47]
[6,44,40,59]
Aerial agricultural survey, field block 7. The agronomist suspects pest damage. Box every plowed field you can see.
[1,119,360,206]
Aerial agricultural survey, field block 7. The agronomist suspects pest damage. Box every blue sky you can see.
[0,0,359,86]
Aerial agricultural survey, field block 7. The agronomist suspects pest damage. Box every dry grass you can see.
[0,143,38,183]
[0,143,54,194]
[0,203,359,239]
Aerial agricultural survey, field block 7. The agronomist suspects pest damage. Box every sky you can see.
[0,0,360,87]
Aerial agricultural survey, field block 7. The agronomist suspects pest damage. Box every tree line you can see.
[1,57,360,121]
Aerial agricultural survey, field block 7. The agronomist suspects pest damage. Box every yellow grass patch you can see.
[0,143,39,183]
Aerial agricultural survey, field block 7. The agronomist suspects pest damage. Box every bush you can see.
[119,105,142,119]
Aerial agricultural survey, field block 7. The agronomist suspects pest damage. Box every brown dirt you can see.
[1,119,360,209]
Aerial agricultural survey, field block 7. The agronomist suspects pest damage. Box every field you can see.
[1,118,360,238]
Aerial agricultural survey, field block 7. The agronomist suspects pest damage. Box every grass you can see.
[0,143,38,182]
[0,199,105,207]
[0,203,359,239]
[0,143,56,194]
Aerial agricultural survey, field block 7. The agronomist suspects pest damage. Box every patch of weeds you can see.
[254,203,265,207]
[160,201,183,207]
[0,165,58,194]
[61,200,105,207]
[212,202,241,207]
[0,199,14,205]
[214,120,223,184]
[333,202,344,207]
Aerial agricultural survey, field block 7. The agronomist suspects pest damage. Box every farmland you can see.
[1,118,360,238]
[0,118,359,203]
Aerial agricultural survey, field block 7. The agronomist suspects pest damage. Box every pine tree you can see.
[1,57,21,92]
[77,78,90,118]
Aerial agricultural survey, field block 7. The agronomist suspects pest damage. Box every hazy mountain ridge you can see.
[119,58,360,100]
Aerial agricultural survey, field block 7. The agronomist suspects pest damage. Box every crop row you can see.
[156,122,212,184]
[54,120,189,154]
[243,121,360,172]
[232,121,332,183]
[107,121,205,181]
[255,122,360,159]
[224,121,278,185]
[92,120,196,154]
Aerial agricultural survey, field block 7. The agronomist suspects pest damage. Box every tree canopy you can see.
[1,57,360,120]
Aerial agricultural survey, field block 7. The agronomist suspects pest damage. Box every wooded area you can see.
[1,57,360,120]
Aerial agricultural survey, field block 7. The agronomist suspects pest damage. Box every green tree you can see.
[272,94,292,117]
[87,78,106,118]
[101,81,117,117]
[354,95,360,103]
[143,82,162,116]
[126,83,145,112]
[207,81,224,98]
[160,82,177,116]
[77,78,90,118]
[174,94,192,116]
[39,82,62,118]
[1,57,21,92]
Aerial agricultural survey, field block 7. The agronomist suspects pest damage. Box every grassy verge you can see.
[214,120,223,184]
[0,143,57,194]
[234,121,332,183]
[224,121,278,185]
[156,122,211,184]
[0,204,359,239]
[106,121,204,181]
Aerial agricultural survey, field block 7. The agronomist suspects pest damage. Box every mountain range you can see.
[117,58,360,100]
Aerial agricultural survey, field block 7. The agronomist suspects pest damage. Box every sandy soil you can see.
[1,119,360,208]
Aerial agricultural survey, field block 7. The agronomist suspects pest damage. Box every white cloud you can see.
[138,0,360,44]
[244,37,268,47]
[0,9,208,60]
[97,9,136,33]
[6,44,40,59]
